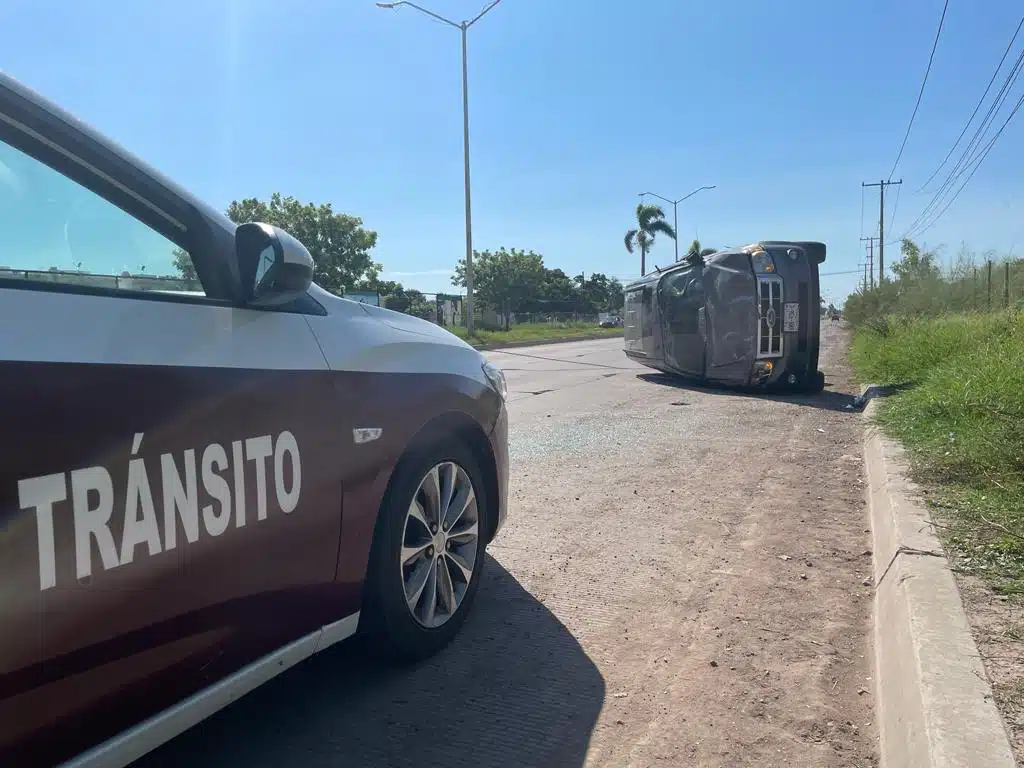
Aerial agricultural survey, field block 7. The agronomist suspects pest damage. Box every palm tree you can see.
[684,239,717,267]
[624,203,676,277]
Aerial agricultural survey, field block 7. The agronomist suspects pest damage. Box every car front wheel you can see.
[362,438,488,662]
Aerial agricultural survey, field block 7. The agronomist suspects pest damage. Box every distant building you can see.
[435,293,463,326]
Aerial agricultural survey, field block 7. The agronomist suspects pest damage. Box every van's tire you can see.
[799,370,826,394]
[360,437,488,664]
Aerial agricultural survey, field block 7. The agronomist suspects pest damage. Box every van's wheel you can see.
[799,370,826,394]
[361,438,487,663]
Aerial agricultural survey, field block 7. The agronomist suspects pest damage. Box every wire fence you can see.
[845,256,1024,326]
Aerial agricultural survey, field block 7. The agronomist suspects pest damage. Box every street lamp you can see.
[639,186,717,263]
[376,0,504,336]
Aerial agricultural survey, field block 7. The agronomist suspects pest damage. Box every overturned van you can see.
[623,241,826,393]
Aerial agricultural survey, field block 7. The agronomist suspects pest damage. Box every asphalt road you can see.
[141,327,877,768]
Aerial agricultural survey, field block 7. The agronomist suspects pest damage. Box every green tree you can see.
[226,193,381,295]
[892,237,941,282]
[624,203,676,276]
[683,239,717,267]
[172,247,196,281]
[404,289,434,320]
[574,272,617,313]
[539,268,579,312]
[606,277,625,311]
[843,237,954,326]
[382,286,434,319]
[453,247,546,330]
[371,279,404,297]
[367,278,442,318]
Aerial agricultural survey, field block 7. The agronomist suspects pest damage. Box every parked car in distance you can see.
[0,72,509,768]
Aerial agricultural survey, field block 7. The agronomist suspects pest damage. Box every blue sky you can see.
[1,0,1022,303]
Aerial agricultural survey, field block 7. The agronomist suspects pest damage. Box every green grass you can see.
[448,321,623,348]
[851,311,1024,584]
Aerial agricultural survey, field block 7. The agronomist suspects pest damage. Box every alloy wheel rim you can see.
[400,461,480,628]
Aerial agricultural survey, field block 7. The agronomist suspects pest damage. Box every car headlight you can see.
[482,361,507,401]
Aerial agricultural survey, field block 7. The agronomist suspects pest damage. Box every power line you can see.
[908,88,1024,239]
[820,268,867,277]
[886,183,902,245]
[918,45,1024,219]
[902,36,1024,239]
[904,54,1024,238]
[917,14,1024,193]
[889,0,950,180]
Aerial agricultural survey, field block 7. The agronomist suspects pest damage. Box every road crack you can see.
[874,544,946,588]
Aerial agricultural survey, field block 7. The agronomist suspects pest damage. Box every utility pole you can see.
[860,236,878,289]
[862,179,902,284]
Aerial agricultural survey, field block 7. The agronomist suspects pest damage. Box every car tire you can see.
[361,437,488,664]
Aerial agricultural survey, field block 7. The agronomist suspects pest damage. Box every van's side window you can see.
[0,138,204,296]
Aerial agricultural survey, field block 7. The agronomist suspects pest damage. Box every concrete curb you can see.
[864,396,1015,768]
[472,332,623,352]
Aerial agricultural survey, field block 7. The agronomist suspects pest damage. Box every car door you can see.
[660,269,706,376]
[0,126,345,764]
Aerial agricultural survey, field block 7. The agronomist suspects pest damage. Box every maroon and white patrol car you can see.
[0,72,509,767]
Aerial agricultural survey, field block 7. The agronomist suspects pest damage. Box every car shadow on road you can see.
[139,557,605,768]
[637,373,864,413]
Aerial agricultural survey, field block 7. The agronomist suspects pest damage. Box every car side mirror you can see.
[235,222,314,306]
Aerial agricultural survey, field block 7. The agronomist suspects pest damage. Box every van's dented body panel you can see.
[0,72,509,767]
[624,241,825,389]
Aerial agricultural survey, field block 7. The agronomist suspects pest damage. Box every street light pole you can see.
[460,22,473,335]
[639,186,717,262]
[377,0,504,337]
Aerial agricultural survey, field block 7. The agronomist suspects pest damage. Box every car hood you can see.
[308,283,473,351]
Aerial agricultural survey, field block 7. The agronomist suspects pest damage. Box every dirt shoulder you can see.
[944,547,1024,763]
[490,327,878,767]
